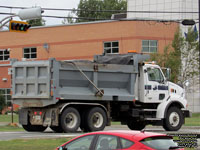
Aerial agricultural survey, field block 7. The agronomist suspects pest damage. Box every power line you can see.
[0,12,198,23]
[0,5,199,14]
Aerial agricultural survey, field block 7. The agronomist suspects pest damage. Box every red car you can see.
[56,130,184,150]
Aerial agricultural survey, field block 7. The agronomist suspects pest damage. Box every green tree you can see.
[27,18,46,27]
[150,27,199,87]
[150,29,183,83]
[180,27,199,86]
[75,0,127,22]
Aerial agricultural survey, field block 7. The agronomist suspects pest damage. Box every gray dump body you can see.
[12,54,149,107]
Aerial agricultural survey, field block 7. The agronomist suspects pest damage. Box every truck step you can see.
[142,109,157,112]
[144,118,161,121]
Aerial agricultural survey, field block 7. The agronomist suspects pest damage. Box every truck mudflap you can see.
[182,109,192,118]
[19,108,28,125]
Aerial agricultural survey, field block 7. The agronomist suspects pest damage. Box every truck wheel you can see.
[22,124,47,132]
[50,126,63,133]
[127,120,146,130]
[163,107,183,131]
[85,107,107,132]
[61,107,80,133]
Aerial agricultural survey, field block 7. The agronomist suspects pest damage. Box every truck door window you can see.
[147,68,164,83]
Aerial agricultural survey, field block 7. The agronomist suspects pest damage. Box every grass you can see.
[0,114,18,123]
[185,113,200,126]
[0,125,24,132]
[0,138,71,150]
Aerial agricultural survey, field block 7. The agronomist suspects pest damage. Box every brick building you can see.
[0,19,179,105]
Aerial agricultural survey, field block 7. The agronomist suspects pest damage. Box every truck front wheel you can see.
[61,107,80,133]
[163,107,183,131]
[85,107,107,132]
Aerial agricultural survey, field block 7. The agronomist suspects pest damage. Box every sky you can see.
[0,0,80,26]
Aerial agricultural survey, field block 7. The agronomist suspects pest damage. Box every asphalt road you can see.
[0,125,199,141]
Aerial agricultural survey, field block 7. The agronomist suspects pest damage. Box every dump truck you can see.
[11,53,191,132]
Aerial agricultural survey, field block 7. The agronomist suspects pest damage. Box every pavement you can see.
[0,122,199,149]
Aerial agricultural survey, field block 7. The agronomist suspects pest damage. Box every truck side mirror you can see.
[162,68,171,81]
[165,68,171,80]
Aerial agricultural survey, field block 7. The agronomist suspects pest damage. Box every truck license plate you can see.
[35,115,41,120]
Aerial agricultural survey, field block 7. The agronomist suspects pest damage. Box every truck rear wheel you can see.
[127,120,146,130]
[61,107,80,133]
[163,107,183,131]
[85,107,107,132]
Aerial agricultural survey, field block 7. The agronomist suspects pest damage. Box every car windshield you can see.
[140,136,178,150]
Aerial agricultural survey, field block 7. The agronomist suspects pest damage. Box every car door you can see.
[144,66,169,103]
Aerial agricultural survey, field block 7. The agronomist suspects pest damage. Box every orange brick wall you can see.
[0,20,179,88]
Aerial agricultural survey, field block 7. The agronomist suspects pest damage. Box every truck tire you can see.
[61,107,80,133]
[127,120,146,130]
[50,126,63,133]
[84,107,107,132]
[22,124,47,132]
[163,107,183,131]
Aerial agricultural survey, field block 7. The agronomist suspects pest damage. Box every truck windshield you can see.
[147,68,164,83]
[140,136,178,149]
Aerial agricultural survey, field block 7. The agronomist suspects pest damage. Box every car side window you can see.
[64,135,95,150]
[120,138,134,148]
[95,135,119,150]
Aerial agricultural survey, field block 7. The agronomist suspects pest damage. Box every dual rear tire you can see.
[60,106,107,133]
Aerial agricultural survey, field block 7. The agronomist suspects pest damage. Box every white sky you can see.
[0,0,80,26]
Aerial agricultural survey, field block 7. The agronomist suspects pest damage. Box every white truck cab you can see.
[138,62,190,131]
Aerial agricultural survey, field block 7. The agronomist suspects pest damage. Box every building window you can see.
[0,89,11,106]
[23,47,37,59]
[142,40,157,53]
[0,49,10,61]
[104,41,119,54]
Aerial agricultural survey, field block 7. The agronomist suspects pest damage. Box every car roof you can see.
[82,130,169,141]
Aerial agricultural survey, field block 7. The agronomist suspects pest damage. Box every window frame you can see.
[0,49,10,61]
[103,41,119,54]
[23,47,37,59]
[142,40,158,53]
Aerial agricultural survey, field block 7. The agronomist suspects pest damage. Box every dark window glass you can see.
[31,48,37,53]
[140,136,178,150]
[23,48,37,59]
[4,50,9,55]
[104,42,111,47]
[95,135,118,150]
[112,42,118,47]
[104,41,119,54]
[24,48,30,53]
[64,135,94,150]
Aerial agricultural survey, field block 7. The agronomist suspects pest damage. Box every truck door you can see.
[144,66,169,102]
